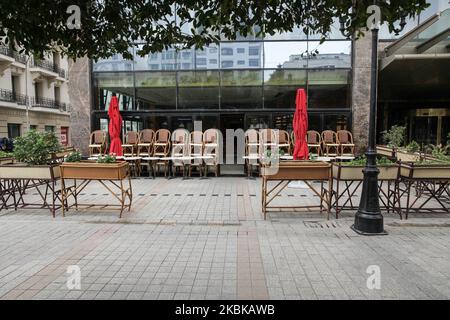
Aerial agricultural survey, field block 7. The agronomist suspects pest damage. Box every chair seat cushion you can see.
[122,144,134,147]
[89,144,102,148]
[138,143,152,146]
[340,143,355,146]
[308,144,321,147]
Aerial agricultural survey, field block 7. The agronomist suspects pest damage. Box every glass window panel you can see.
[93,50,133,72]
[220,42,263,69]
[93,72,134,111]
[264,42,308,68]
[272,114,294,131]
[196,45,219,69]
[324,114,349,131]
[264,26,308,40]
[246,114,269,130]
[221,70,263,109]
[308,18,347,40]
[264,69,307,109]
[306,41,351,68]
[194,115,219,130]
[145,116,170,130]
[135,72,176,110]
[308,114,321,132]
[171,116,194,131]
[308,84,350,109]
[178,71,220,109]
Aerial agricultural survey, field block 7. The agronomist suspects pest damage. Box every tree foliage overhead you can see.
[0,0,429,60]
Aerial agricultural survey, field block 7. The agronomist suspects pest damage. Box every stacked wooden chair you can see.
[337,130,355,156]
[278,130,291,155]
[122,131,139,156]
[307,130,322,156]
[245,129,260,176]
[321,130,339,156]
[153,129,171,176]
[171,129,190,176]
[189,131,204,177]
[137,129,155,157]
[203,129,220,177]
[88,130,107,156]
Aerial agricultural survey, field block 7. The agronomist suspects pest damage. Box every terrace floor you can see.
[0,177,449,300]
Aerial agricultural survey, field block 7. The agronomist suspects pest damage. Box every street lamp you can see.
[340,2,407,235]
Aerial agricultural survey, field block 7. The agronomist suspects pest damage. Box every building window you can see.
[249,47,260,56]
[249,59,260,67]
[221,61,234,68]
[237,48,245,54]
[209,59,217,64]
[209,48,218,54]
[182,63,191,69]
[150,64,159,70]
[237,60,245,65]
[149,53,158,60]
[197,58,207,66]
[221,48,233,56]
[45,126,55,133]
[30,125,38,131]
[182,51,191,59]
[7,123,21,139]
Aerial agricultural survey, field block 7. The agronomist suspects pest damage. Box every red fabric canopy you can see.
[293,88,309,160]
[108,96,123,156]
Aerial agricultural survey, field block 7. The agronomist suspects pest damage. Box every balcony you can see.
[31,97,69,112]
[0,46,28,66]
[0,88,27,105]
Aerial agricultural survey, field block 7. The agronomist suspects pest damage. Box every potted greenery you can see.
[400,147,450,179]
[0,150,14,165]
[332,156,399,181]
[0,130,61,179]
[60,153,129,180]
[377,125,405,159]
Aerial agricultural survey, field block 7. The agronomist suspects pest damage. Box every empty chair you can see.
[89,130,106,156]
[321,130,339,157]
[122,131,139,156]
[171,129,190,176]
[153,129,171,176]
[188,131,203,177]
[278,130,291,155]
[245,129,259,156]
[307,130,322,156]
[203,129,220,177]
[137,129,155,156]
[259,129,276,148]
[337,130,355,156]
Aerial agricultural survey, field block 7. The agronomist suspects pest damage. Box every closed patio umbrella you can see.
[108,94,123,156]
[293,88,309,160]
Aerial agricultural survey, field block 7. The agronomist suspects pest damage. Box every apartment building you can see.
[0,47,70,145]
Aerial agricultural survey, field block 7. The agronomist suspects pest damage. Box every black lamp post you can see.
[340,2,407,235]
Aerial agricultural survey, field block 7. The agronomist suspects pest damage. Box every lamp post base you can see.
[351,217,388,236]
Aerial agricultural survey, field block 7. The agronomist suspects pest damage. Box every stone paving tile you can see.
[0,178,449,300]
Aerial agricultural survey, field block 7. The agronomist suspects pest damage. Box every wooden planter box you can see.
[400,162,450,179]
[0,163,60,179]
[396,149,421,162]
[261,160,330,180]
[60,161,129,180]
[376,145,395,158]
[332,163,399,181]
[0,157,14,165]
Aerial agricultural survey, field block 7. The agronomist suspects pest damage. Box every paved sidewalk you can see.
[0,177,449,300]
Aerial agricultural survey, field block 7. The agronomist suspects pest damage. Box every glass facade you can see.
[92,6,356,135]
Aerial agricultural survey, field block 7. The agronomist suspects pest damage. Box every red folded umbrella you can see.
[293,88,309,160]
[108,95,123,156]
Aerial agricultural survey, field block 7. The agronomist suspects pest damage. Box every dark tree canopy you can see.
[0,0,429,60]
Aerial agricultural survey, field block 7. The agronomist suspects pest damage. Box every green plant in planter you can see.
[0,150,12,158]
[346,156,395,166]
[424,145,450,163]
[97,154,116,163]
[13,131,61,165]
[65,151,82,163]
[381,125,406,148]
[406,140,420,153]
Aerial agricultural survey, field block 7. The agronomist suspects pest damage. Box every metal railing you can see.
[0,46,13,58]
[31,97,68,111]
[0,46,28,64]
[0,88,26,105]
[31,57,67,79]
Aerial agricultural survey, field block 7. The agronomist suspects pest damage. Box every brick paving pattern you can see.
[0,177,449,299]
